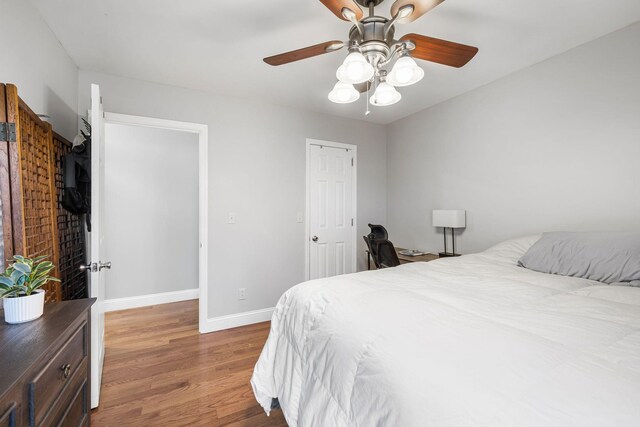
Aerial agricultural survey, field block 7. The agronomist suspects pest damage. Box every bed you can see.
[251,235,640,426]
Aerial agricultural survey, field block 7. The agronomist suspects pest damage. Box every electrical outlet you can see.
[238,288,246,300]
[228,212,236,224]
[296,212,303,223]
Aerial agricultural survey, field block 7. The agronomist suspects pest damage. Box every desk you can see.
[396,248,440,264]
[367,248,439,269]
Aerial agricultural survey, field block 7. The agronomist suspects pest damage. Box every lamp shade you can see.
[387,56,424,87]
[432,210,466,228]
[370,82,401,106]
[336,52,375,85]
[328,81,360,104]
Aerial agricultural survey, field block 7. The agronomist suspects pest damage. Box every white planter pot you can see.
[3,290,45,324]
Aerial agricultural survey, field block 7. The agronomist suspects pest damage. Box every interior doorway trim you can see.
[305,138,357,280]
[103,112,209,334]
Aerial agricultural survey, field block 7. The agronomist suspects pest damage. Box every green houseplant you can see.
[0,255,60,324]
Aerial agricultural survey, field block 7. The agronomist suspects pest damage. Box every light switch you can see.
[228,212,236,224]
[296,212,303,223]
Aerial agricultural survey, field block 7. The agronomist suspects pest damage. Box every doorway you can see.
[305,139,357,280]
[103,113,209,333]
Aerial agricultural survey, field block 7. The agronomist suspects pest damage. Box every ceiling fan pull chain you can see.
[370,75,378,109]
[365,80,371,116]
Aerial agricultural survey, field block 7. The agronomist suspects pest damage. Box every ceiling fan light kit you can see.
[370,79,402,106]
[387,55,424,86]
[264,0,478,113]
[328,81,361,103]
[336,51,376,84]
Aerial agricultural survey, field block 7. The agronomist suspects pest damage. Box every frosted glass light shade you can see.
[432,210,466,228]
[369,82,401,106]
[387,56,424,87]
[328,81,360,104]
[336,52,375,84]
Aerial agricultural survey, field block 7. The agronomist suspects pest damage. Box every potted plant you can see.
[0,255,60,324]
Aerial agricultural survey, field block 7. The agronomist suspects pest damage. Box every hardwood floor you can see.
[91,300,288,426]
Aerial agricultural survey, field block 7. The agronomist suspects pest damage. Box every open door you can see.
[88,84,109,408]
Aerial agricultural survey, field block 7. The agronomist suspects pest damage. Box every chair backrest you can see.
[367,223,388,241]
[375,240,401,268]
[363,235,382,269]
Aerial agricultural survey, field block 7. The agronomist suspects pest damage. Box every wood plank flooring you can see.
[91,300,288,426]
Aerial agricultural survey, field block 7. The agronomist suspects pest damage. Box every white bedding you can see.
[251,236,640,426]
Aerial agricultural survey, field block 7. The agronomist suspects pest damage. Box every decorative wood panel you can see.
[1,84,61,302]
[0,84,13,271]
[52,133,88,300]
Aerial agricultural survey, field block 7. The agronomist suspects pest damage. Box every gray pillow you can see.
[518,232,640,284]
[611,280,640,288]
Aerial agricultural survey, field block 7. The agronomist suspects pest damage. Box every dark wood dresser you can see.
[0,298,95,427]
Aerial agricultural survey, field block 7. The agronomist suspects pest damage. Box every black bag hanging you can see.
[61,127,92,230]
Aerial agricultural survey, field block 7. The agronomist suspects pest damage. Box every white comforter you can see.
[251,236,640,426]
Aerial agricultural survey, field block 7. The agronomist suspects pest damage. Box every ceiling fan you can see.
[264,0,478,109]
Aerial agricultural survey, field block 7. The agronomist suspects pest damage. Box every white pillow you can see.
[482,235,541,264]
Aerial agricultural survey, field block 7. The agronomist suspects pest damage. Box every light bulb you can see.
[346,61,365,81]
[387,56,424,87]
[395,68,414,84]
[328,81,360,104]
[336,52,374,84]
[370,82,401,107]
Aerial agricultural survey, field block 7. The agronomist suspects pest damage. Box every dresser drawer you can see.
[56,377,88,427]
[42,361,88,427]
[0,402,16,427]
[28,322,88,426]
[56,376,88,427]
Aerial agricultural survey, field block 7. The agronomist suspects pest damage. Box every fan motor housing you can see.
[349,16,394,64]
[355,0,386,6]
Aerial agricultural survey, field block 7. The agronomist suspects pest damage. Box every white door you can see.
[308,143,356,280]
[89,84,108,408]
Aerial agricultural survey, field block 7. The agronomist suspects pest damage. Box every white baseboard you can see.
[200,307,274,333]
[104,289,199,312]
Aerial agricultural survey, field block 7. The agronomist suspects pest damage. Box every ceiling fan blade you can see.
[320,0,364,21]
[264,41,344,66]
[400,33,478,68]
[390,0,444,23]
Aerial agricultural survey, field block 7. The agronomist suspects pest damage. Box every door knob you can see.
[79,263,97,272]
[312,236,319,242]
[99,261,112,271]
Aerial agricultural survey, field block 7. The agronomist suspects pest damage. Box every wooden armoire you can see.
[0,83,88,302]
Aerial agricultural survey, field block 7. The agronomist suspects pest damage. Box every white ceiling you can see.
[30,0,640,124]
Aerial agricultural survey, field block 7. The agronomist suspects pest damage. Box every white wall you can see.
[78,70,387,319]
[104,123,199,300]
[1,0,78,139]
[386,23,640,255]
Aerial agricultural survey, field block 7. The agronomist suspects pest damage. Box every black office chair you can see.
[375,240,401,268]
[364,224,389,269]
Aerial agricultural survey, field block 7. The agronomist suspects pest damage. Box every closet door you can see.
[308,143,355,280]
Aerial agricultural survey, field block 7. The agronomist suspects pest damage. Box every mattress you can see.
[251,236,640,426]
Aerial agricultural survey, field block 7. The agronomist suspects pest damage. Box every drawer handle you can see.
[61,364,72,379]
